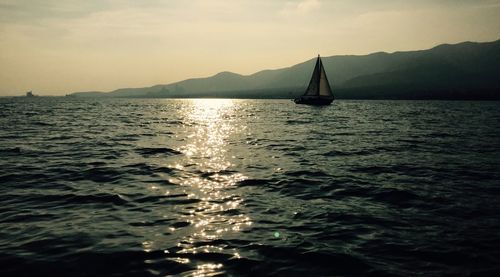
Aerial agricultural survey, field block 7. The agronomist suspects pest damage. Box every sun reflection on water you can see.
[181,99,238,172]
[143,99,251,276]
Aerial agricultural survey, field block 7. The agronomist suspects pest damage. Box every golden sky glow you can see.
[1,0,500,95]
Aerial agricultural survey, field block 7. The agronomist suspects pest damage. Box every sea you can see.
[1,97,499,276]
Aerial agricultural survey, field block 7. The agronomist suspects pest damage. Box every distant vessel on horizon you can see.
[294,55,334,106]
[26,91,37,97]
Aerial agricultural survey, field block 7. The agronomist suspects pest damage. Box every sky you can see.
[1,0,500,95]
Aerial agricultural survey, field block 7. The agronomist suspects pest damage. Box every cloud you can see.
[1,0,500,95]
[297,0,320,12]
[280,0,321,16]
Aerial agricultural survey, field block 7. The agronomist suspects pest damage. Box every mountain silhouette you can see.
[71,39,500,100]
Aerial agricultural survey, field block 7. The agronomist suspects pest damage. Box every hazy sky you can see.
[1,0,499,95]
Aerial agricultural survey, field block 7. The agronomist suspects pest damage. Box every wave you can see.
[1,99,499,276]
[136,147,182,157]
[0,192,129,208]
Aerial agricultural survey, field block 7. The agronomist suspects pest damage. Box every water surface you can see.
[1,98,499,276]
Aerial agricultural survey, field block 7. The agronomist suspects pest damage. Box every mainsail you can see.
[303,56,333,98]
[294,55,334,105]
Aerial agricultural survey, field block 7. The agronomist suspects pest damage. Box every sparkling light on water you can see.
[142,99,251,275]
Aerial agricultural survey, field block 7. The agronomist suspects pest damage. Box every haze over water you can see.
[2,1,500,95]
[1,98,499,276]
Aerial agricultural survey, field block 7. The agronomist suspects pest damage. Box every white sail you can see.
[318,59,333,97]
[302,56,333,98]
[294,55,334,105]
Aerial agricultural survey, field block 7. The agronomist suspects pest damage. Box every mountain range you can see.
[71,39,500,100]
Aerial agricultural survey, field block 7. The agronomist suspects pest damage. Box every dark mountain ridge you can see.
[71,39,500,100]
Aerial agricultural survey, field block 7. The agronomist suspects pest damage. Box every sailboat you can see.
[294,55,334,105]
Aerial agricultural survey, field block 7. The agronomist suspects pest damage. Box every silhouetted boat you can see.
[26,91,36,97]
[294,55,334,105]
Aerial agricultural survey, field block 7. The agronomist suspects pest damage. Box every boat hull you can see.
[294,97,333,106]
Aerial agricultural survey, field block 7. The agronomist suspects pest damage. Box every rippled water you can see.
[1,98,499,276]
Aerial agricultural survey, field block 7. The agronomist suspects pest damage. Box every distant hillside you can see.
[71,39,500,100]
[70,91,107,97]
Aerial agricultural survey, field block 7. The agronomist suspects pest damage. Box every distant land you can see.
[71,39,500,100]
